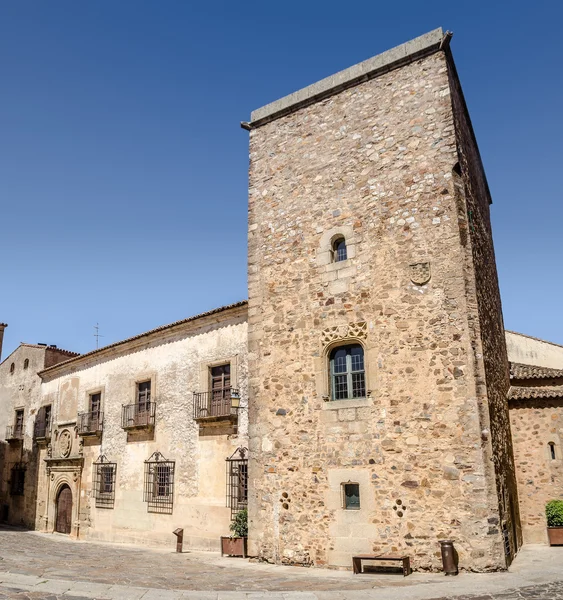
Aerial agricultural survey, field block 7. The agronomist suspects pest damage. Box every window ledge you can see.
[324,260,350,273]
[322,398,372,410]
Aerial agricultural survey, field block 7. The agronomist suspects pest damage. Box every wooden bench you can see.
[352,554,411,576]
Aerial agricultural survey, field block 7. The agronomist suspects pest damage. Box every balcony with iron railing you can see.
[33,419,52,441]
[6,425,24,442]
[193,388,240,421]
[121,402,156,430]
[77,411,103,436]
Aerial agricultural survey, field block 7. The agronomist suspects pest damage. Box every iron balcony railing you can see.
[193,388,240,420]
[34,419,51,440]
[121,402,156,429]
[77,411,103,436]
[6,425,24,441]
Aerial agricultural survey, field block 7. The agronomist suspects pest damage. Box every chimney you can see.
[0,323,7,361]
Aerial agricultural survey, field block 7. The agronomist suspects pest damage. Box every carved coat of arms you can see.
[409,262,431,286]
[59,429,72,458]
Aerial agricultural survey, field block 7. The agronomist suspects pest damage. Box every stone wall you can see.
[445,49,522,561]
[247,47,507,570]
[38,306,248,549]
[510,398,563,543]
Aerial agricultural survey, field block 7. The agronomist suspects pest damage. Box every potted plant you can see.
[546,500,563,545]
[221,508,248,557]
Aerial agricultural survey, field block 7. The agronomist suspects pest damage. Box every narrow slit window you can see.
[332,237,347,262]
[549,442,556,461]
[23,359,29,370]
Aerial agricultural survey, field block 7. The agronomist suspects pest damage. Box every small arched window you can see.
[330,344,365,400]
[549,442,556,461]
[23,359,29,370]
[9,362,15,374]
[332,237,347,262]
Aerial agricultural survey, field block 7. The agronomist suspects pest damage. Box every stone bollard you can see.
[173,528,184,553]
[439,540,458,575]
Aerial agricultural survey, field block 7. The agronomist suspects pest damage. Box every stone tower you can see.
[244,29,521,571]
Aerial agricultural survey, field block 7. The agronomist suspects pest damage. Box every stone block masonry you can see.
[246,31,516,571]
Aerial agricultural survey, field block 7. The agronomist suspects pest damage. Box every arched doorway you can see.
[55,485,72,534]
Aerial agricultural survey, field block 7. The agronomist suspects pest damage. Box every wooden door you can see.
[56,485,72,534]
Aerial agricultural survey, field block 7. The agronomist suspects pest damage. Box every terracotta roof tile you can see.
[20,343,79,357]
[509,385,563,400]
[510,362,563,380]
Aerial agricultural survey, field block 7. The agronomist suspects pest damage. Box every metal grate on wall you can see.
[226,447,248,519]
[9,463,26,496]
[93,455,117,509]
[144,452,175,514]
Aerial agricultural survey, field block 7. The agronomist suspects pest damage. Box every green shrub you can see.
[546,500,563,527]
[229,508,248,538]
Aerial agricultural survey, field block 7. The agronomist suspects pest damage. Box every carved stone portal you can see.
[409,262,431,286]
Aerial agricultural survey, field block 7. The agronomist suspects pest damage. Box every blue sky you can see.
[1,1,562,358]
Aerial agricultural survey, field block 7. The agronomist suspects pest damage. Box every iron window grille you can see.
[8,410,25,440]
[144,452,174,514]
[330,344,366,400]
[226,447,248,519]
[34,405,52,440]
[10,464,26,496]
[93,455,117,509]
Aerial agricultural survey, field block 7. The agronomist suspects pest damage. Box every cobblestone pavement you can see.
[1,526,563,599]
[1,581,563,600]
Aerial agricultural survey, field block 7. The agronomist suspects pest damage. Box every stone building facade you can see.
[1,28,562,573]
[0,337,78,528]
[245,28,520,571]
[0,303,248,550]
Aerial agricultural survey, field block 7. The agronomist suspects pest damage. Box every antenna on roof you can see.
[94,323,104,349]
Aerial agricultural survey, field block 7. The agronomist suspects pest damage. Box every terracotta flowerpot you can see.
[221,536,247,557]
[547,527,563,546]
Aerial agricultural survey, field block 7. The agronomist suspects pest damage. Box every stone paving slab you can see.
[1,527,563,599]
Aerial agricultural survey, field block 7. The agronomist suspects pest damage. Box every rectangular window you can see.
[93,457,116,509]
[343,483,360,510]
[211,364,231,394]
[34,405,51,439]
[44,405,51,431]
[90,392,101,414]
[14,409,24,437]
[137,381,151,411]
[154,464,171,497]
